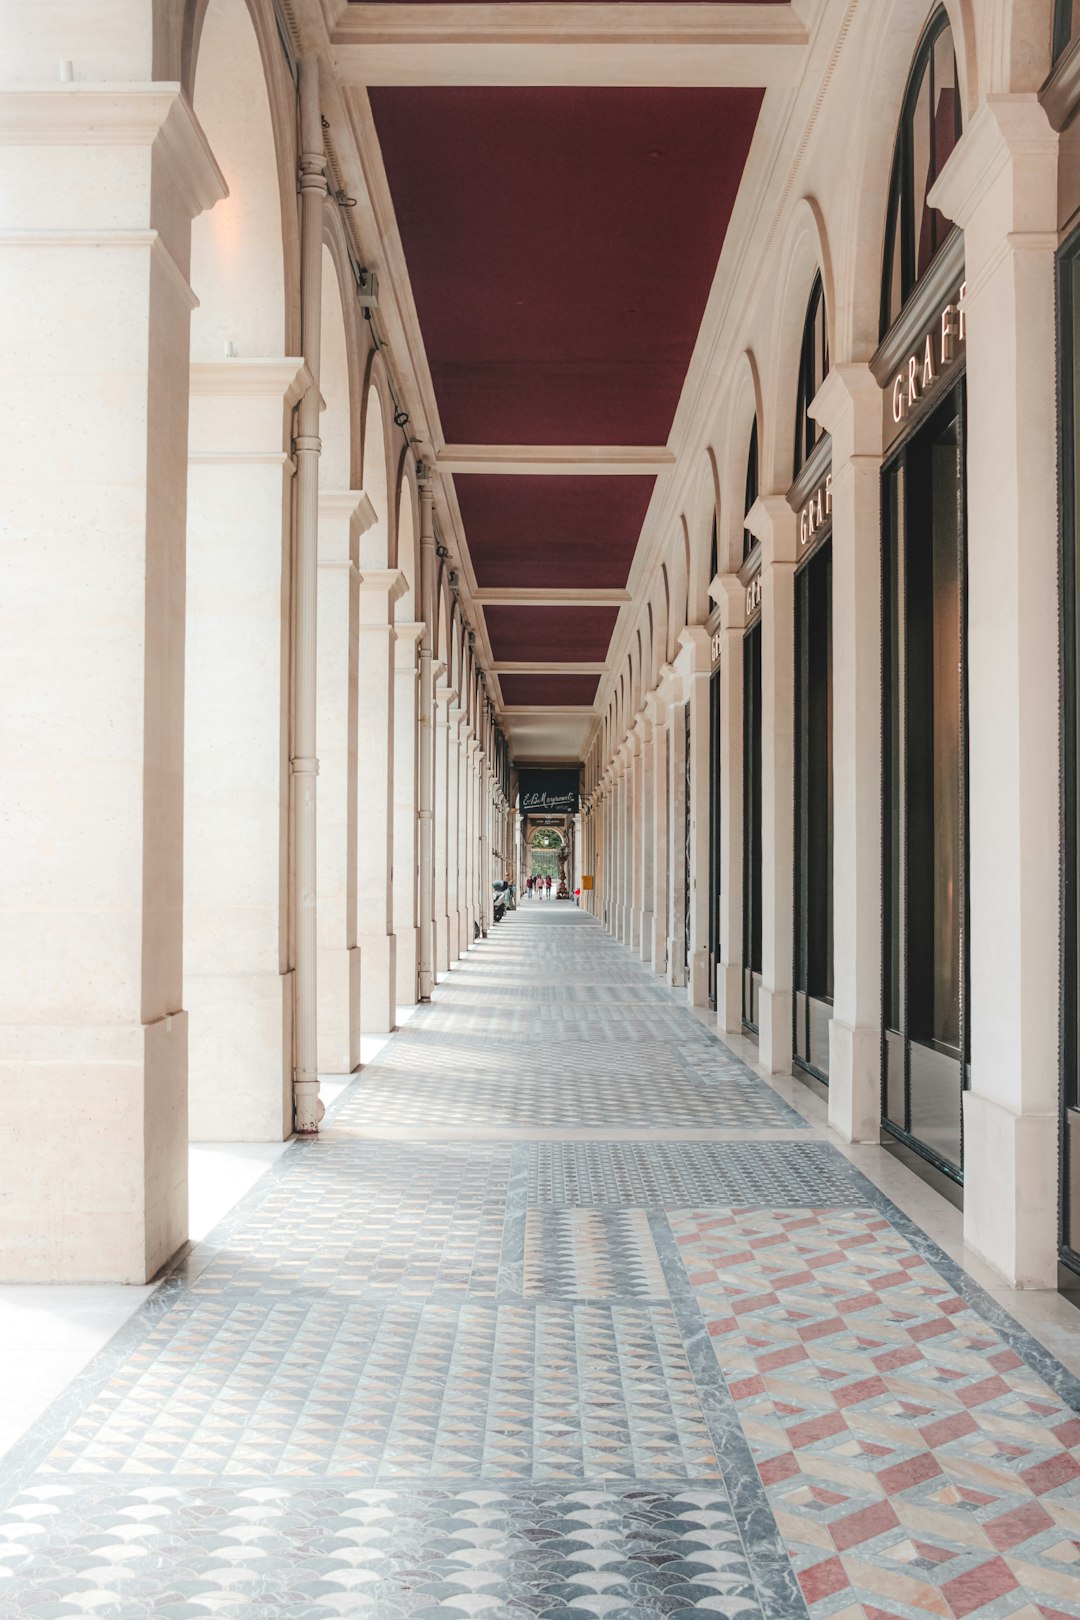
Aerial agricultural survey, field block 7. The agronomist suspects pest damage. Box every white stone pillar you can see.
[628,733,643,948]
[185,359,307,1139]
[465,734,481,942]
[681,627,714,1008]
[749,497,797,1074]
[393,622,423,1008]
[0,81,224,1280]
[434,687,453,975]
[934,98,1061,1286]
[812,367,884,1141]
[445,704,463,962]
[667,682,688,988]
[638,707,656,960]
[651,675,674,974]
[356,569,406,1032]
[316,491,367,1075]
[715,580,746,1034]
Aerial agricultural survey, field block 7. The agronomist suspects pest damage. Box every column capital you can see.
[930,93,1057,240]
[811,363,883,463]
[716,573,747,634]
[676,624,712,675]
[746,494,799,566]
[358,567,408,601]
[642,688,662,726]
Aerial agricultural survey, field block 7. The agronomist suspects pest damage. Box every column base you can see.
[358,932,398,1034]
[639,910,654,964]
[0,1013,189,1283]
[436,916,452,976]
[690,946,711,1009]
[395,926,419,1006]
[188,973,292,1140]
[652,916,667,975]
[667,939,686,989]
[629,909,641,949]
[758,985,792,1075]
[450,909,464,963]
[716,962,741,1034]
[827,1018,880,1143]
[317,945,361,1075]
[962,1091,1059,1288]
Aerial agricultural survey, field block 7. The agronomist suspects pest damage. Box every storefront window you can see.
[1055,0,1080,62]
[742,623,762,1031]
[794,535,833,1079]
[794,276,828,474]
[1058,233,1080,1266]
[743,418,759,559]
[881,9,962,335]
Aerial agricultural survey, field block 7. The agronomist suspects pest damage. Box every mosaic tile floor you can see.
[2,906,1080,1619]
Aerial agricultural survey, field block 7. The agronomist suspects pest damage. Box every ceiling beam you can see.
[493,662,607,674]
[475,587,631,606]
[501,705,598,715]
[331,3,807,87]
[437,444,674,476]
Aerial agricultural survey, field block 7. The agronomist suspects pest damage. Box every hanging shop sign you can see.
[888,282,966,429]
[799,472,832,551]
[518,767,580,815]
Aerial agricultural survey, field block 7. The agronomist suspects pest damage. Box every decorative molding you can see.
[190,357,309,399]
[437,444,674,475]
[871,229,965,385]
[474,587,631,606]
[785,431,831,514]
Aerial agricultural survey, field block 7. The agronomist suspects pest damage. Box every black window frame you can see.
[1055,0,1079,63]
[794,275,829,476]
[880,7,963,339]
[1058,224,1080,1275]
[743,417,759,560]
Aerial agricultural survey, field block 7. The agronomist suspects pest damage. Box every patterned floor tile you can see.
[40,1300,722,1483]
[523,1210,669,1299]
[0,1481,761,1619]
[670,1207,1080,1618]
[527,1142,866,1208]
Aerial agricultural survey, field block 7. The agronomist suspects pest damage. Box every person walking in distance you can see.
[545,874,553,899]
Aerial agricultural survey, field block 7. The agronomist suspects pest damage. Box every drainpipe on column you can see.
[417,469,436,999]
[292,56,325,1134]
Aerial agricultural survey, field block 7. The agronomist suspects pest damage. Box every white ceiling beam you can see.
[437,444,674,476]
[475,587,630,605]
[501,705,598,715]
[331,4,807,87]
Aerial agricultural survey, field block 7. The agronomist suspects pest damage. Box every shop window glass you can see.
[743,418,759,559]
[793,539,833,1079]
[1059,238,1080,1262]
[709,511,718,587]
[881,10,962,338]
[795,276,829,474]
[1055,0,1080,61]
[742,624,763,1030]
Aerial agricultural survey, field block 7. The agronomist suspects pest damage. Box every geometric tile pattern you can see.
[4,908,1080,1620]
[522,1208,669,1298]
[528,1140,867,1207]
[186,1142,511,1300]
[0,1481,761,1620]
[672,1207,1080,1619]
[41,1299,723,1483]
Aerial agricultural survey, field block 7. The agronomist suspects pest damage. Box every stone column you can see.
[667,680,689,988]
[748,497,798,1074]
[393,622,424,1008]
[651,674,674,975]
[714,579,747,1034]
[0,80,224,1280]
[445,703,463,961]
[681,627,714,1008]
[812,367,884,1141]
[628,732,643,947]
[934,97,1060,1286]
[185,359,307,1140]
[465,734,481,942]
[637,706,656,960]
[416,476,437,1000]
[434,686,453,974]
[315,490,373,1075]
[356,568,406,1032]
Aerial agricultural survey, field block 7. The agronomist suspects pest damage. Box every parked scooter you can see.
[492,879,510,924]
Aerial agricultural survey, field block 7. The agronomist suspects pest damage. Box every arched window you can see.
[794,275,828,474]
[881,8,962,336]
[1055,0,1079,61]
[709,510,718,587]
[743,417,759,559]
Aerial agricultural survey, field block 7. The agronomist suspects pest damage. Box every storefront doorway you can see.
[881,382,968,1182]
[742,618,763,1033]
[793,532,833,1081]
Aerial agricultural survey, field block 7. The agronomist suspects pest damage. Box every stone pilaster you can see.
[714,579,746,1034]
[356,568,406,1032]
[393,622,424,1008]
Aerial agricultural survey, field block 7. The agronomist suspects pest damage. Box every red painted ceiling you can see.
[456,474,654,589]
[484,604,619,663]
[499,673,600,708]
[368,87,763,444]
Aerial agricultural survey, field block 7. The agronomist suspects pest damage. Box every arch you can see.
[659,564,673,665]
[360,351,396,569]
[188,0,294,361]
[834,0,977,362]
[716,349,764,575]
[759,196,835,494]
[395,459,420,622]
